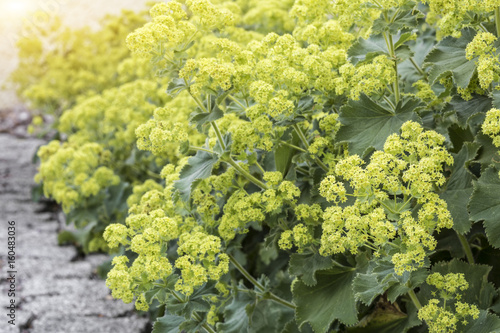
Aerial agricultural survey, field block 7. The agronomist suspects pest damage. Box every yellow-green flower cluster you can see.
[278,223,314,253]
[483,108,500,147]
[418,273,480,332]
[318,121,454,274]
[59,80,164,159]
[241,0,295,34]
[104,177,230,308]
[335,55,396,100]
[186,0,235,29]
[291,0,380,41]
[413,80,438,103]
[218,190,265,240]
[10,9,148,115]
[136,107,188,153]
[423,0,500,38]
[192,168,236,224]
[295,204,323,225]
[35,141,119,213]
[175,228,229,295]
[465,32,499,89]
[126,2,193,57]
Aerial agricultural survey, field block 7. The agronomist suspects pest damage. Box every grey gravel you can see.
[0,134,148,333]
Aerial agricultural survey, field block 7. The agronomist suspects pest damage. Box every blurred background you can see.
[0,0,149,112]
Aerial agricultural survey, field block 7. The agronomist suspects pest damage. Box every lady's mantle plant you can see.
[25,0,500,331]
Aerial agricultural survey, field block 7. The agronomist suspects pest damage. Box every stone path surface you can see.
[0,134,149,333]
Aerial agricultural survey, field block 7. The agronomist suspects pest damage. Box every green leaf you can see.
[474,133,500,170]
[104,182,130,217]
[336,95,421,156]
[394,32,417,50]
[282,320,314,333]
[459,311,500,333]
[288,252,335,286]
[152,314,185,333]
[179,140,190,155]
[440,143,479,234]
[492,87,500,109]
[348,34,389,65]
[296,96,315,114]
[399,33,435,82]
[347,298,419,333]
[218,291,252,333]
[445,95,491,129]
[293,266,360,332]
[174,150,219,201]
[275,131,300,177]
[469,167,500,248]
[189,106,224,131]
[166,282,217,317]
[167,78,188,97]
[418,259,496,309]
[249,299,284,333]
[218,290,286,333]
[353,258,398,305]
[424,28,477,88]
[386,268,428,303]
[371,7,423,35]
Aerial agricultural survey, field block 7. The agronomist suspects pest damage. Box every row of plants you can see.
[12,0,500,332]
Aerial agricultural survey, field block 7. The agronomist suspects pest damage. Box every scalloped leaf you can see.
[353,259,398,305]
[371,6,423,34]
[459,310,500,333]
[473,133,500,170]
[348,34,388,65]
[174,150,219,201]
[282,320,314,333]
[469,167,500,248]
[288,252,335,286]
[167,77,188,97]
[189,107,224,131]
[218,290,286,333]
[444,95,491,129]
[336,95,421,156]
[218,291,252,333]
[293,266,360,332]
[424,28,477,88]
[418,259,496,309]
[152,314,186,333]
[166,282,217,317]
[440,143,480,234]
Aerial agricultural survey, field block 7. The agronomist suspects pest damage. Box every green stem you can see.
[225,158,269,190]
[410,57,426,78]
[295,166,309,174]
[190,146,216,154]
[407,288,422,310]
[496,7,500,37]
[457,232,475,264]
[387,33,400,105]
[211,121,226,151]
[383,95,396,111]
[254,161,265,173]
[228,254,296,309]
[279,140,308,153]
[186,88,226,150]
[227,94,247,110]
[292,124,329,172]
[292,124,310,149]
[171,292,216,333]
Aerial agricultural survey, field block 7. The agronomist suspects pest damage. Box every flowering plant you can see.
[17,0,500,332]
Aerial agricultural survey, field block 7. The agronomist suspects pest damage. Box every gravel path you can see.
[0,134,148,333]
